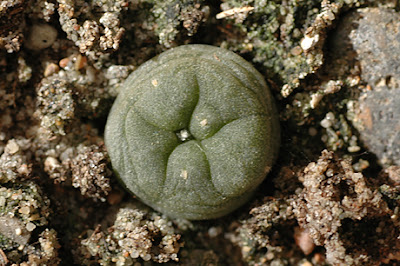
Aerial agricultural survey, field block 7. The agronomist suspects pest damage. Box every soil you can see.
[0,0,399,265]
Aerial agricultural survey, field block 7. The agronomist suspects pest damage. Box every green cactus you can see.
[105,44,280,220]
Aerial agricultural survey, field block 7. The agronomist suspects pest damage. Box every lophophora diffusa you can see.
[105,44,280,220]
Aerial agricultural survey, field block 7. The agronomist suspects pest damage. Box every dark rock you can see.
[330,8,400,165]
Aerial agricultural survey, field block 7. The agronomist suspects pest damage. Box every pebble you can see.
[5,139,19,154]
[44,63,60,77]
[15,228,22,236]
[59,57,70,69]
[331,8,400,165]
[74,54,87,71]
[25,24,58,50]
[18,206,30,215]
[25,222,36,232]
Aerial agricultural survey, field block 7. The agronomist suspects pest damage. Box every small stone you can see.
[26,222,36,232]
[44,156,60,172]
[207,226,220,238]
[290,46,302,56]
[19,206,30,215]
[0,216,30,245]
[142,254,151,261]
[320,112,334,128]
[74,54,87,71]
[5,139,19,154]
[331,8,400,165]
[313,253,326,264]
[59,57,70,68]
[1,114,12,127]
[130,250,139,258]
[300,34,319,51]
[44,63,59,77]
[107,191,123,205]
[17,164,30,176]
[25,24,58,50]
[0,197,5,207]
[308,127,317,137]
[347,145,360,153]
[294,226,315,255]
[15,228,22,235]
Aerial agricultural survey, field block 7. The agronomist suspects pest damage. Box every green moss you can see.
[105,44,280,220]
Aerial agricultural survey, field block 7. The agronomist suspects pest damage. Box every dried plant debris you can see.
[234,150,400,265]
[80,204,183,265]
